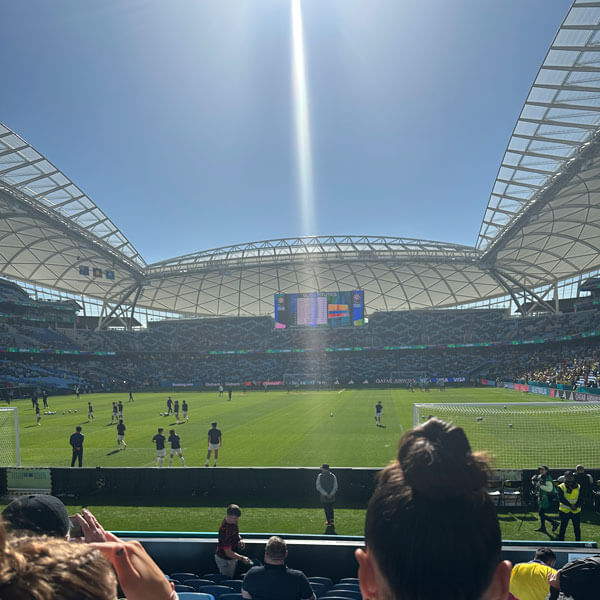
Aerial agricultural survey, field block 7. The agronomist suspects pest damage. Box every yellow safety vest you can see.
[558,483,581,514]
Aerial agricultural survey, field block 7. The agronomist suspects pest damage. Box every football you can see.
[330,412,334,417]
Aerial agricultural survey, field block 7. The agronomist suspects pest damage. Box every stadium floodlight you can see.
[0,407,21,466]
[413,402,600,470]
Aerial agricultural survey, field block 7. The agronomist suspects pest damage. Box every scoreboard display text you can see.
[274,290,365,329]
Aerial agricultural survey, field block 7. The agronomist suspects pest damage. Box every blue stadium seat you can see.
[332,584,361,592]
[203,573,228,583]
[329,592,362,600]
[221,580,242,592]
[339,579,359,585]
[171,572,199,581]
[309,577,333,590]
[175,585,196,593]
[310,582,328,597]
[198,585,235,599]
[178,594,215,600]
[184,579,219,591]
[220,594,242,600]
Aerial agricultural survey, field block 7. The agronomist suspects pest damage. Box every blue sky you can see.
[1,0,573,264]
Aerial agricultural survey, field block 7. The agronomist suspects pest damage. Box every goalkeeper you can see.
[531,465,559,534]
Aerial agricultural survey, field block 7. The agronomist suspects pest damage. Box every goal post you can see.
[0,407,21,466]
[413,402,600,470]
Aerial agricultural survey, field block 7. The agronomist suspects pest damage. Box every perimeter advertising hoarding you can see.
[274,290,365,329]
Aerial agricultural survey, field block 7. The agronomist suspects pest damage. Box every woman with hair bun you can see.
[355,418,511,600]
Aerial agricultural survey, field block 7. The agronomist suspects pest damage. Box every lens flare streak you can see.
[291,0,315,236]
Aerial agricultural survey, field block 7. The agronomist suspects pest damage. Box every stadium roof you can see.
[2,0,600,319]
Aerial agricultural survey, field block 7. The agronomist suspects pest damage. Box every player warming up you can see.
[168,429,185,466]
[152,427,166,467]
[375,400,383,427]
[166,396,173,415]
[111,402,118,424]
[174,400,180,423]
[206,421,222,467]
[116,419,127,450]
[182,399,189,422]
[87,401,94,422]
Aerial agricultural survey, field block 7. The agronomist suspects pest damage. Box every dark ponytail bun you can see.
[397,417,489,500]
[364,418,501,600]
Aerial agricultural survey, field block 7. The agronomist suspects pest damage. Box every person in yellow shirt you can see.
[557,471,582,541]
[510,547,556,600]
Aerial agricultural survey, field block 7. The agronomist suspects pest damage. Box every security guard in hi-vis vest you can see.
[557,471,582,541]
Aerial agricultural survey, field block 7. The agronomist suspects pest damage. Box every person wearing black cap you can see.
[557,470,582,541]
[1,494,71,538]
[70,425,84,467]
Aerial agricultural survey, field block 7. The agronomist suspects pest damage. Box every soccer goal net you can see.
[413,402,600,469]
[0,407,21,466]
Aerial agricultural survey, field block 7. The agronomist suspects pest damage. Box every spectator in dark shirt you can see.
[152,427,166,467]
[242,536,315,600]
[215,504,251,577]
[70,426,84,467]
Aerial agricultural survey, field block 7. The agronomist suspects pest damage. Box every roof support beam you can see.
[500,163,556,176]
[506,148,573,161]
[496,178,543,190]
[518,116,598,130]
[0,157,45,176]
[495,268,557,314]
[512,133,581,145]
[15,169,60,188]
[96,283,140,331]
[525,100,600,112]
[0,144,28,158]
[533,82,600,93]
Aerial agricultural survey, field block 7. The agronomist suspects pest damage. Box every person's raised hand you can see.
[91,535,173,600]
[74,508,107,542]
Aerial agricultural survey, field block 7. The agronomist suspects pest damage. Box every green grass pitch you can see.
[6,386,571,468]
[5,386,600,543]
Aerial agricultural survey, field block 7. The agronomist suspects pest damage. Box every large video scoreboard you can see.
[274,290,365,329]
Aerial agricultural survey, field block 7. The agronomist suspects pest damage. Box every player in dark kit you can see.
[111,402,118,424]
[70,426,84,467]
[117,401,124,420]
[168,429,185,466]
[228,389,232,401]
[174,400,180,423]
[206,422,222,467]
[128,390,134,403]
[87,401,94,422]
[42,390,48,408]
[166,396,173,415]
[117,420,127,450]
[35,403,41,426]
[153,427,166,467]
[375,400,383,426]
[182,400,189,422]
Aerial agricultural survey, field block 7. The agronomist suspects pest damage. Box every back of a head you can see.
[227,504,242,517]
[265,536,287,562]
[364,418,501,600]
[534,547,556,566]
[0,520,116,600]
